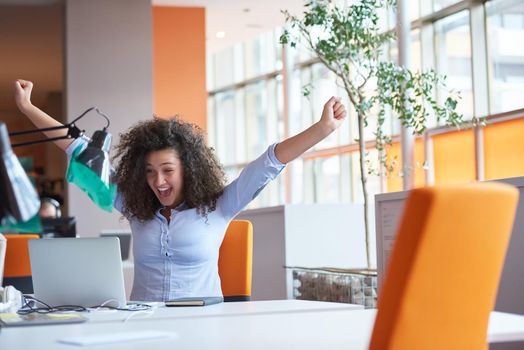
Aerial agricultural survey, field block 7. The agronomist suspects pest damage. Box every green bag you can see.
[0,213,42,233]
[66,145,116,212]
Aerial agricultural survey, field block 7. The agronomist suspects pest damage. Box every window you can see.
[434,10,474,119]
[486,0,524,114]
[208,0,524,210]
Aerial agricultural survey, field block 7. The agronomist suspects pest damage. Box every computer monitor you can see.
[40,217,77,238]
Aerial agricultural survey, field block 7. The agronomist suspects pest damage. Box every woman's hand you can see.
[13,79,34,113]
[11,79,72,151]
[319,96,347,134]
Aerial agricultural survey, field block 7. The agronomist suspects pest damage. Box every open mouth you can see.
[157,187,173,199]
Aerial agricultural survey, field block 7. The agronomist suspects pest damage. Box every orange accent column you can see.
[153,7,207,130]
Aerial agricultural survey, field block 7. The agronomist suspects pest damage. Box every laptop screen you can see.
[29,237,127,308]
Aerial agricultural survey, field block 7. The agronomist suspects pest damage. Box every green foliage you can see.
[281,0,463,176]
[282,0,466,268]
[302,83,314,97]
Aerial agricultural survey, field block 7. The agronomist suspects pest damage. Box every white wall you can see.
[236,204,368,300]
[65,0,153,237]
[284,204,367,268]
[236,206,287,300]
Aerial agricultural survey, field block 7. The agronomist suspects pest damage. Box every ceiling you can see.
[153,0,306,53]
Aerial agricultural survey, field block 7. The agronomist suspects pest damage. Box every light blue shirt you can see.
[66,138,285,301]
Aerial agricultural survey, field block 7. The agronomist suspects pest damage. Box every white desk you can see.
[86,299,364,323]
[2,301,524,349]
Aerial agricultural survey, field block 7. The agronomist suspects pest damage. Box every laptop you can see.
[100,230,131,261]
[29,237,127,308]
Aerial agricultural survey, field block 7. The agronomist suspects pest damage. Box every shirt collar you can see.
[156,201,188,216]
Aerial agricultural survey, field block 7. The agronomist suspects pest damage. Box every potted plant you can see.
[281,0,465,269]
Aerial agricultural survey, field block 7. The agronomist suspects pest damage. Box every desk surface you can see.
[86,299,363,323]
[2,300,524,350]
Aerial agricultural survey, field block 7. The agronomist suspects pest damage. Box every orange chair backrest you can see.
[4,234,40,278]
[370,183,519,350]
[218,220,253,302]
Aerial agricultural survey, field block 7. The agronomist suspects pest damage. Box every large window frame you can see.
[208,0,524,209]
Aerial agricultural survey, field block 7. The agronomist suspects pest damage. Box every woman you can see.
[13,79,346,301]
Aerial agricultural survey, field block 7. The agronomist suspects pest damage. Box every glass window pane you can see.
[275,75,285,142]
[274,27,284,71]
[302,156,342,204]
[486,0,524,114]
[298,62,353,147]
[293,67,315,136]
[433,0,461,12]
[302,158,316,204]
[214,47,235,89]
[245,81,268,160]
[434,10,474,120]
[207,96,216,148]
[340,153,353,203]
[377,2,395,31]
[214,92,237,164]
[409,0,421,21]
[318,156,341,203]
[309,64,340,149]
[289,160,304,203]
[351,149,382,203]
[244,31,278,80]
[371,1,419,30]
[206,52,214,91]
[381,30,422,137]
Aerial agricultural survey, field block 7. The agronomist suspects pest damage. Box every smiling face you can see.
[145,148,185,209]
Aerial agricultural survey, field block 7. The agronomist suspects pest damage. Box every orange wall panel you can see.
[153,7,207,130]
[432,129,476,184]
[484,119,524,180]
[386,138,425,192]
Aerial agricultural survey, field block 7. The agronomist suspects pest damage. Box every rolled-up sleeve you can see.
[218,143,285,220]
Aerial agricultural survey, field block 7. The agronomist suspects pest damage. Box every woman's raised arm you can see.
[274,96,346,164]
[13,79,73,152]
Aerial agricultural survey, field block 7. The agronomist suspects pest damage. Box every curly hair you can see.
[112,117,227,221]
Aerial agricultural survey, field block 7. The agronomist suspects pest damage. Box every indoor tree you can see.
[281,0,464,269]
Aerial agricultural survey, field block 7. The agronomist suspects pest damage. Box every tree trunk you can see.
[357,111,371,269]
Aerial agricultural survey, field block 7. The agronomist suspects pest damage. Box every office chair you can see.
[3,234,40,294]
[369,183,519,350]
[219,220,253,302]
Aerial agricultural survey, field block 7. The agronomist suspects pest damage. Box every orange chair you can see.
[370,183,519,350]
[219,220,253,302]
[3,234,39,294]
